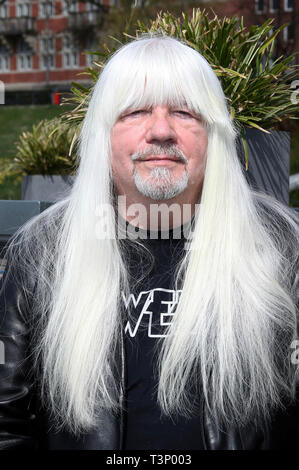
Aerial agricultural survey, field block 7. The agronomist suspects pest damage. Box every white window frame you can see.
[40,36,55,70]
[86,1,99,10]
[283,23,294,42]
[16,2,31,18]
[85,34,97,67]
[0,1,8,19]
[63,34,72,50]
[85,53,95,67]
[70,0,78,13]
[41,53,55,70]
[63,34,79,69]
[284,0,293,12]
[86,1,99,21]
[269,0,279,13]
[62,0,68,15]
[40,36,55,53]
[63,50,78,68]
[39,1,54,18]
[132,0,149,8]
[0,54,10,72]
[255,0,266,14]
[62,0,78,14]
[17,37,32,71]
[17,53,32,71]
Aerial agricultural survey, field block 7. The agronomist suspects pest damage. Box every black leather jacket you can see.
[0,255,298,450]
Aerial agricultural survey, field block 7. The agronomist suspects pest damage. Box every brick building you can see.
[0,0,114,104]
[0,0,297,104]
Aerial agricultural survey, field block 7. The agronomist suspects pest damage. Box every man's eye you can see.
[173,110,193,118]
[128,110,148,117]
[119,110,146,121]
[130,110,144,115]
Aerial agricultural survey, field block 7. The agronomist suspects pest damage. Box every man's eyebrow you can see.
[170,106,203,119]
[117,105,153,118]
[169,103,198,112]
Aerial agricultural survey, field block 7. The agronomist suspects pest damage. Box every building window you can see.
[63,34,78,68]
[42,54,54,69]
[132,0,150,7]
[255,0,266,14]
[64,51,78,67]
[41,36,54,52]
[0,1,8,18]
[283,23,295,42]
[284,0,293,12]
[85,34,97,67]
[0,43,9,72]
[39,1,54,18]
[17,37,32,70]
[62,0,78,14]
[86,1,99,21]
[269,0,279,13]
[64,34,71,50]
[40,36,55,69]
[17,53,32,70]
[86,1,99,9]
[85,52,95,67]
[0,55,9,72]
[18,54,32,70]
[16,2,31,17]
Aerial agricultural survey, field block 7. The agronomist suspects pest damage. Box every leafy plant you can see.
[0,117,78,184]
[139,9,298,132]
[61,8,298,170]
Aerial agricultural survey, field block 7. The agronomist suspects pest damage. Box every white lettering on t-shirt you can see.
[123,288,182,338]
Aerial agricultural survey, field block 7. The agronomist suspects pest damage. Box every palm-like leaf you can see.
[61,8,298,140]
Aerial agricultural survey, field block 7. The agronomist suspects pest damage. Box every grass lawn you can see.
[0,105,298,206]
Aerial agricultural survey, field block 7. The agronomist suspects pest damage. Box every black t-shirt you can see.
[121,220,205,450]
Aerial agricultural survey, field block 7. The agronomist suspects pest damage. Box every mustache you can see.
[131,145,188,163]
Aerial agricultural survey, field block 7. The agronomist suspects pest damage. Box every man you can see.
[0,35,298,450]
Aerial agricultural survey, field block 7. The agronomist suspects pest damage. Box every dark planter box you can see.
[236,128,290,205]
[0,199,52,265]
[22,175,75,202]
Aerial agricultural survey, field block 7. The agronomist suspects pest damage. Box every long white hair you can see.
[5,35,298,435]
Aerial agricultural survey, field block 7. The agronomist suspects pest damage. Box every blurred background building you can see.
[0,0,114,104]
[0,0,297,104]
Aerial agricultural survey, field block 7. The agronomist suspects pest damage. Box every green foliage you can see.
[0,117,78,184]
[139,9,298,133]
[62,8,298,138]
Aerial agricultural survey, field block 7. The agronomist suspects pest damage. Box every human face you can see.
[110,104,208,203]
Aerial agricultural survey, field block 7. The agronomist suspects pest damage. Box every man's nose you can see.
[145,111,177,145]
